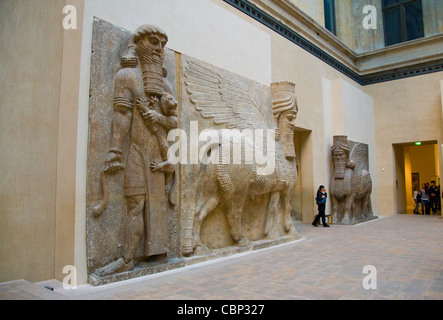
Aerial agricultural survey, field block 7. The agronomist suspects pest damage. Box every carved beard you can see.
[136,41,165,97]
[278,114,296,160]
[334,159,347,179]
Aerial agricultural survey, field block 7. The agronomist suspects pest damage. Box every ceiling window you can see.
[382,0,424,46]
[324,0,337,35]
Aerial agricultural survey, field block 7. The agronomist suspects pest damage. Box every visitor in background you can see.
[429,180,438,215]
[312,185,329,227]
[425,182,431,215]
[420,183,429,215]
[438,183,441,211]
[413,187,420,214]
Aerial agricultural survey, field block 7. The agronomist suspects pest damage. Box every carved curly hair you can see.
[132,25,168,44]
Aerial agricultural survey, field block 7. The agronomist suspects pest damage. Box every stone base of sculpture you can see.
[88,235,300,286]
[333,214,378,226]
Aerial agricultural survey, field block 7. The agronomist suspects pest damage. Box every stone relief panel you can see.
[86,18,301,285]
[330,135,377,225]
[86,19,180,285]
[179,57,301,257]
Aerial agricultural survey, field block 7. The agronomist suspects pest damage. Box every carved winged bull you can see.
[330,135,373,224]
[181,59,300,256]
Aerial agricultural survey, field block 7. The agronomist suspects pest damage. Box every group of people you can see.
[413,180,441,215]
[312,180,441,228]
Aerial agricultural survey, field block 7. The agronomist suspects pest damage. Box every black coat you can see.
[316,191,327,211]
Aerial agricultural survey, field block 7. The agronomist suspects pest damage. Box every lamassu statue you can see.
[329,135,375,224]
[180,59,300,255]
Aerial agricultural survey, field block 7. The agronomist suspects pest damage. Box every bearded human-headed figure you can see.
[268,81,299,235]
[330,135,374,224]
[105,25,171,174]
[133,25,168,97]
[331,135,356,179]
[271,81,298,161]
[93,25,176,278]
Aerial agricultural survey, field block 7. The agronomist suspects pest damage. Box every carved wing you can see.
[184,58,271,130]
[350,142,370,175]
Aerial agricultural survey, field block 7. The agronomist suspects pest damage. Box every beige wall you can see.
[364,72,443,216]
[335,0,353,49]
[0,0,84,284]
[0,0,65,282]
[56,0,84,283]
[289,0,324,26]
[407,144,439,209]
[410,145,438,185]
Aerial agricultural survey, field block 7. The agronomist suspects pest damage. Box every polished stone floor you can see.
[1,214,442,300]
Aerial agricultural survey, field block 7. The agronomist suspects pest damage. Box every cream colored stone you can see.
[0,0,65,283]
[335,0,354,50]
[423,0,443,37]
[357,34,443,75]
[56,0,85,284]
[288,0,324,26]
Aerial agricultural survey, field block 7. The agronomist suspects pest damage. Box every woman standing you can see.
[413,187,420,214]
[312,185,330,227]
[420,183,429,215]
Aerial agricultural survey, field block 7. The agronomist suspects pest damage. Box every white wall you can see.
[81,0,271,85]
[322,78,332,214]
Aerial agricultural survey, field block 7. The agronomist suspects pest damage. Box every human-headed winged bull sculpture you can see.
[330,135,374,224]
[180,58,300,256]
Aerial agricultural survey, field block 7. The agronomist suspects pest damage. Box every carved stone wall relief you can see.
[179,57,301,257]
[87,19,180,285]
[86,18,301,285]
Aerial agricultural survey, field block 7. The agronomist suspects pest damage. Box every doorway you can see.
[291,128,313,224]
[393,141,440,214]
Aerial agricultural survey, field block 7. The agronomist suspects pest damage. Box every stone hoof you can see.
[181,245,194,257]
[194,244,211,256]
[341,216,351,225]
[94,257,134,277]
[285,224,298,235]
[284,221,293,232]
[264,233,279,240]
[236,237,250,247]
